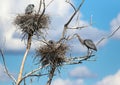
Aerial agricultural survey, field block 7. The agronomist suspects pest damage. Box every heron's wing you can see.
[84,39,97,51]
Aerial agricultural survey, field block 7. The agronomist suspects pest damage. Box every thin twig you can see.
[37,0,46,24]
[64,52,94,65]
[24,66,44,77]
[108,26,120,38]
[17,65,44,85]
[67,25,91,29]
[96,26,120,46]
[67,14,93,30]
[90,15,93,25]
[37,0,42,14]
[45,0,54,9]
[65,0,85,26]
[24,78,26,85]
[19,73,47,85]
[65,0,76,11]
[23,64,49,79]
[0,49,16,83]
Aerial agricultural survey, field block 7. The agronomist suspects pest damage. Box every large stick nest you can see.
[14,14,50,38]
[35,40,69,68]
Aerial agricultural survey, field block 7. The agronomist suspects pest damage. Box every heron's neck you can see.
[77,35,84,45]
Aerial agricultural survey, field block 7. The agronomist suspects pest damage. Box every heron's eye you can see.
[32,5,34,7]
[49,40,54,44]
[50,41,53,44]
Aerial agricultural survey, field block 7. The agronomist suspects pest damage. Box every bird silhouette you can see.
[83,39,97,51]
[25,4,34,14]
[75,34,97,51]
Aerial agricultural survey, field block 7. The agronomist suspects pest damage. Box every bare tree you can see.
[0,0,120,85]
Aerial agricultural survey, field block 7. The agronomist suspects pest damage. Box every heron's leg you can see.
[88,49,93,56]
[87,49,90,55]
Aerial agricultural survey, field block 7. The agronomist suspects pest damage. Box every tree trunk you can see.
[46,67,56,85]
[16,35,32,85]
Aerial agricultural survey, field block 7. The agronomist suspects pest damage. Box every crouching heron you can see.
[25,4,35,14]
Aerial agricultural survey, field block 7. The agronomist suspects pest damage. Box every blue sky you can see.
[0,0,120,85]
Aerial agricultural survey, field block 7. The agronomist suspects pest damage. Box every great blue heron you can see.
[84,39,97,51]
[75,34,97,52]
[25,4,34,14]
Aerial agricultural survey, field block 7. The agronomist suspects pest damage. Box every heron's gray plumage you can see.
[84,39,97,51]
[25,4,34,14]
[48,40,55,45]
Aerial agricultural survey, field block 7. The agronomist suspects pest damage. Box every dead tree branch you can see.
[65,0,76,11]
[96,25,120,46]
[17,35,32,85]
[37,0,42,14]
[0,49,16,83]
[67,15,93,30]
[64,49,94,65]
[62,0,85,38]
[46,67,56,85]
[17,64,49,85]
[67,25,90,29]
[65,0,85,26]
[37,0,46,24]
[19,73,47,85]
[46,0,54,9]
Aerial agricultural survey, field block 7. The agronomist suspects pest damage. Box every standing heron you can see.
[75,34,97,52]
[25,4,35,14]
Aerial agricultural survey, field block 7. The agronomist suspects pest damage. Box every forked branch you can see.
[62,0,85,38]
[65,0,85,26]
[17,64,49,85]
[65,0,76,11]
[67,15,93,29]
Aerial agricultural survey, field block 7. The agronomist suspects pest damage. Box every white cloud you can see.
[69,66,97,78]
[96,70,120,85]
[52,78,84,85]
[48,68,120,85]
[0,0,11,18]
[110,13,120,39]
[46,0,71,17]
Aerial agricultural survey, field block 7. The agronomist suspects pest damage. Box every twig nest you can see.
[35,40,69,67]
[14,13,50,38]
